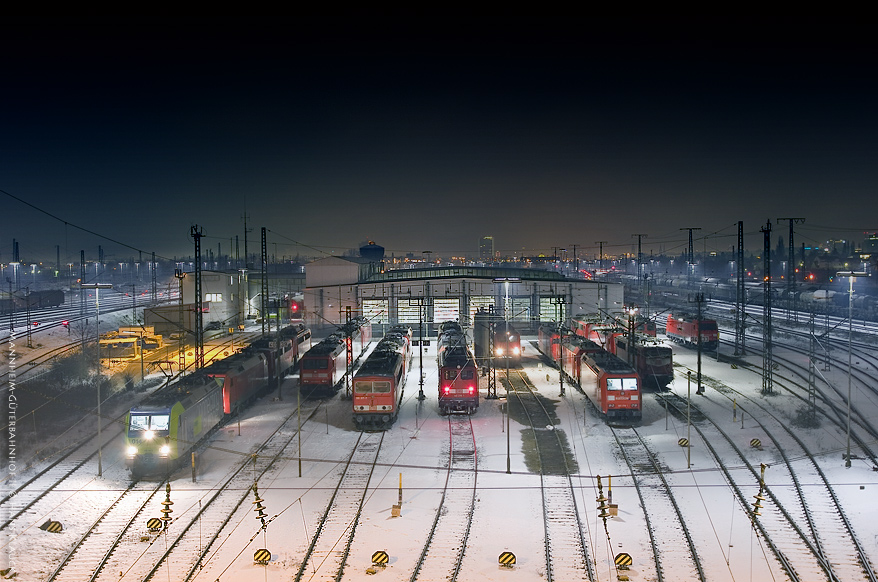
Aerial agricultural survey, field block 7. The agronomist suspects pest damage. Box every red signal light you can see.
[62,320,69,328]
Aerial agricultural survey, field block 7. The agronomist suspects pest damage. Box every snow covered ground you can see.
[2,321,877,581]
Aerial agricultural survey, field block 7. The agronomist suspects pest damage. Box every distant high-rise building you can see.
[479,236,494,260]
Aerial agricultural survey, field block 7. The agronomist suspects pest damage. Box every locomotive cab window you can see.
[129,413,170,434]
[622,378,638,391]
[355,380,392,394]
[606,378,623,391]
[303,359,328,370]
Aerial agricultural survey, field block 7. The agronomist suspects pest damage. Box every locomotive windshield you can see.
[355,380,391,394]
[302,359,328,370]
[128,413,170,434]
[443,368,475,380]
[606,378,638,391]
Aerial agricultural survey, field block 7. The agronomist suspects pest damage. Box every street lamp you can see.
[81,282,113,477]
[836,271,866,468]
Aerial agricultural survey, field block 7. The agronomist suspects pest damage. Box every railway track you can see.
[0,424,123,531]
[409,415,478,582]
[507,369,593,582]
[294,430,385,582]
[670,367,878,582]
[658,386,869,582]
[740,337,878,465]
[46,480,166,582]
[611,427,705,581]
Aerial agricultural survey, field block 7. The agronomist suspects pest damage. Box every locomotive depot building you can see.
[301,256,624,336]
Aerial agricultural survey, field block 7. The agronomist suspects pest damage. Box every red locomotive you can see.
[538,323,562,363]
[614,333,673,389]
[633,315,657,337]
[560,334,604,383]
[300,318,370,398]
[436,321,479,415]
[202,350,270,415]
[299,333,348,398]
[279,322,313,367]
[666,313,719,351]
[570,314,603,341]
[352,329,412,429]
[579,350,641,421]
[493,321,522,364]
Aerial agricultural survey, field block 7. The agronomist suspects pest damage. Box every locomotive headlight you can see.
[144,430,155,440]
[159,444,171,456]
[512,347,520,355]
[127,446,138,457]
[495,348,504,356]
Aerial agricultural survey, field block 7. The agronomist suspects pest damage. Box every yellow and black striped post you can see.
[615,552,633,569]
[254,549,271,564]
[39,520,63,533]
[498,551,516,567]
[371,550,389,567]
[146,518,162,532]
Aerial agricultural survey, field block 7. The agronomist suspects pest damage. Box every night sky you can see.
[3,22,877,265]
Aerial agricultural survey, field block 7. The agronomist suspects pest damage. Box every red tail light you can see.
[468,386,475,394]
[443,386,450,394]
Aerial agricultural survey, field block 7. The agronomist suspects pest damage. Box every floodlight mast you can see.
[836,270,866,468]
[81,282,113,477]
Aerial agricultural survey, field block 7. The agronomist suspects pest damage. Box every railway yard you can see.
[2,303,878,582]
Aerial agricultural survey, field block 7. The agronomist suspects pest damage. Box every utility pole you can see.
[261,227,268,337]
[550,294,568,396]
[151,251,157,305]
[632,234,648,289]
[191,225,205,370]
[242,212,253,269]
[680,228,701,284]
[595,241,607,273]
[777,217,805,322]
[693,293,705,395]
[761,220,773,394]
[807,311,818,423]
[734,221,745,356]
